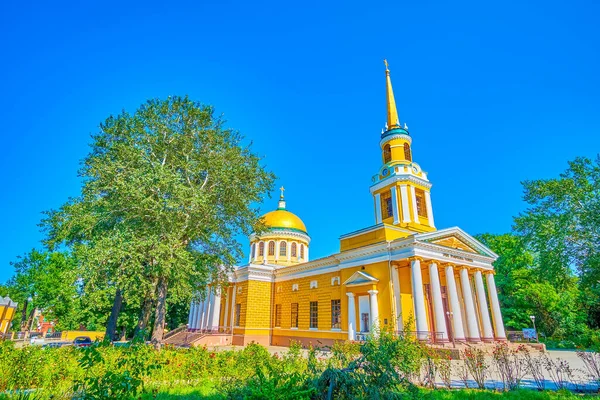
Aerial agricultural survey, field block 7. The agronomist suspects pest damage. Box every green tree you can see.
[478,232,588,337]
[44,96,275,345]
[515,155,600,327]
[5,249,80,331]
[515,155,600,288]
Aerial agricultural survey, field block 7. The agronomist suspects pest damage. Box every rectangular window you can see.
[310,301,318,329]
[331,299,341,329]
[381,191,393,218]
[415,189,428,218]
[291,303,299,328]
[234,304,241,327]
[274,304,282,327]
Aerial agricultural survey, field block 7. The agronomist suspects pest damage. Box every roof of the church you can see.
[260,190,307,234]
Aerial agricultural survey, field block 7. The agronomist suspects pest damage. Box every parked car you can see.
[73,336,92,347]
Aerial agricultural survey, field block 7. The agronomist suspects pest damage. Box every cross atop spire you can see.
[384,59,401,132]
[277,186,286,210]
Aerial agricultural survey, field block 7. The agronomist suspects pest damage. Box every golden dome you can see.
[260,188,308,234]
[261,209,307,234]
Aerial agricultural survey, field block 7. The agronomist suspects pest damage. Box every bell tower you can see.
[370,61,436,233]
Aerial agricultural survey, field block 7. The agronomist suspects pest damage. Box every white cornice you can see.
[370,174,432,194]
[415,227,498,259]
[379,133,411,148]
[249,230,311,244]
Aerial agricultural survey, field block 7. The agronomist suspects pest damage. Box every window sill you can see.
[309,328,318,331]
[290,327,298,330]
[331,328,342,332]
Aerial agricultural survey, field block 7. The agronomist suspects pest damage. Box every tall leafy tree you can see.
[514,155,600,288]
[44,96,274,345]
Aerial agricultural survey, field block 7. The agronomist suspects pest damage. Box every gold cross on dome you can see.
[279,186,285,198]
[384,59,389,69]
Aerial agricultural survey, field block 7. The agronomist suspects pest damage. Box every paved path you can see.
[209,345,599,392]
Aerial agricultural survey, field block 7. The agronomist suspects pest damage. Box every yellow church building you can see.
[184,62,507,348]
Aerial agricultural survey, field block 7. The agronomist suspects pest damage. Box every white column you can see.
[346,293,356,341]
[429,262,448,342]
[391,266,403,330]
[400,184,412,223]
[248,245,252,263]
[202,288,213,330]
[410,186,420,222]
[223,288,230,332]
[486,272,506,340]
[445,266,466,341]
[374,193,382,224]
[390,186,400,224]
[229,286,237,328]
[424,191,435,228]
[194,301,204,330]
[474,271,494,341]
[275,241,280,261]
[368,290,380,336]
[410,258,428,339]
[210,289,222,332]
[459,268,481,342]
[188,302,196,328]
[305,246,309,262]
[287,241,291,262]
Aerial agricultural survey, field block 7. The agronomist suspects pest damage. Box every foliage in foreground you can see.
[2,333,600,400]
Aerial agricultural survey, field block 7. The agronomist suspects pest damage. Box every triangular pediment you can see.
[416,227,498,258]
[343,271,379,287]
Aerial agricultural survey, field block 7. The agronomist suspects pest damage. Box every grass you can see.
[139,387,598,399]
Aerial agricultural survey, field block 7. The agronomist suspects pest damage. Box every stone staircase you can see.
[162,330,206,347]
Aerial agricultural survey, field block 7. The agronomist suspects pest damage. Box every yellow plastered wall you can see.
[62,331,105,341]
[398,266,415,331]
[0,305,16,333]
[242,280,273,337]
[340,225,410,252]
[232,281,249,335]
[272,271,346,342]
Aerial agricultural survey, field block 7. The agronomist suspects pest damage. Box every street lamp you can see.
[529,315,538,342]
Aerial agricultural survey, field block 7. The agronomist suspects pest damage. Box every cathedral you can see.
[184,62,506,347]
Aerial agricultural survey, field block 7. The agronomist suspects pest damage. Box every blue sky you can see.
[1,0,599,283]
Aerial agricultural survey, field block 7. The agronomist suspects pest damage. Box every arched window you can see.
[268,241,275,256]
[280,241,287,257]
[404,143,412,161]
[291,243,297,257]
[259,242,265,256]
[383,144,391,164]
[251,243,256,259]
[300,244,305,259]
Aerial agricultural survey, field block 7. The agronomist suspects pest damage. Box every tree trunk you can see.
[105,288,123,342]
[24,307,36,333]
[134,293,154,340]
[20,299,29,331]
[151,277,169,349]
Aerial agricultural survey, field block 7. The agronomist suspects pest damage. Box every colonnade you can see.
[187,286,222,332]
[249,240,309,263]
[345,258,506,343]
[396,258,506,343]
